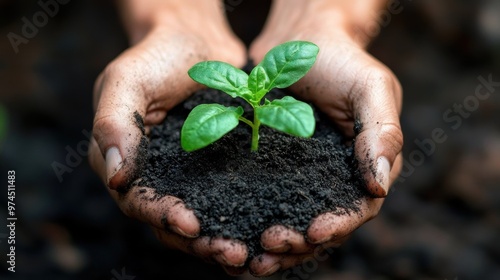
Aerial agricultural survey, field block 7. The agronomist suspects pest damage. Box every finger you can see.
[249,253,283,277]
[89,137,107,183]
[92,58,150,190]
[144,110,167,127]
[249,253,315,277]
[250,241,344,277]
[261,225,314,254]
[307,198,383,244]
[351,66,403,197]
[152,227,192,252]
[153,230,248,267]
[113,187,200,238]
[391,153,403,187]
[191,237,248,267]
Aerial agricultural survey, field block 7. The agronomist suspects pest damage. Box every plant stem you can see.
[251,112,260,152]
[238,116,254,128]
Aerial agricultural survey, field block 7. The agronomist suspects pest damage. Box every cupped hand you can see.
[248,0,403,276]
[89,1,249,272]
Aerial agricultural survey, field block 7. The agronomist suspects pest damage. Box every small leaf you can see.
[188,61,249,98]
[258,41,319,90]
[248,65,268,94]
[256,96,315,137]
[181,104,243,152]
[238,87,254,103]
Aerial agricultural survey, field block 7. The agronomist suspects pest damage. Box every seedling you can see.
[181,41,319,152]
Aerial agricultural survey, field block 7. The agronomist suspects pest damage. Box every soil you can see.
[139,88,370,258]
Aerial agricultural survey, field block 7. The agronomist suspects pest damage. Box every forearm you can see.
[115,0,225,44]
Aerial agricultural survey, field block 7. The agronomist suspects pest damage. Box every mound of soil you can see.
[140,88,370,258]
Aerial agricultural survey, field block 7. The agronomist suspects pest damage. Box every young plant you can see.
[181,41,319,152]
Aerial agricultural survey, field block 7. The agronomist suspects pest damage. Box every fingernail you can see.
[376,156,391,195]
[170,226,198,238]
[105,147,122,183]
[214,254,241,267]
[259,264,281,277]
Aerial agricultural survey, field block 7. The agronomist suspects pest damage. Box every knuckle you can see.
[379,122,404,153]
[104,56,140,80]
[102,56,151,95]
[97,56,152,105]
[92,113,117,136]
[359,66,396,90]
[92,113,111,129]
[92,112,130,148]
[350,65,400,106]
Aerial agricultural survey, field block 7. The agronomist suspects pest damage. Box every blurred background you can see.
[0,0,499,279]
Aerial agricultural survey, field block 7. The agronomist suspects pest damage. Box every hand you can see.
[247,0,403,276]
[89,0,249,272]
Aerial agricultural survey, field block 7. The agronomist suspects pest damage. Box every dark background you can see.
[0,0,499,279]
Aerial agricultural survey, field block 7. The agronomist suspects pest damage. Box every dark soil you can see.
[140,88,370,258]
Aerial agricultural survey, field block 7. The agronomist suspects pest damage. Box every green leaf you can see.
[258,41,319,90]
[238,87,254,103]
[248,65,268,94]
[181,104,243,152]
[255,96,315,137]
[188,61,249,98]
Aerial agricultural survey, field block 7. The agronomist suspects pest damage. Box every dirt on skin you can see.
[138,88,370,258]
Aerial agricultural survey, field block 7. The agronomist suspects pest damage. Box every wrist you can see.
[117,0,225,44]
[270,0,387,48]
[338,0,396,48]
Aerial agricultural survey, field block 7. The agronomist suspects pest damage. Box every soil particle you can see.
[134,111,146,136]
[354,118,363,135]
[140,89,370,258]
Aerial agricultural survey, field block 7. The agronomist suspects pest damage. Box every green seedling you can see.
[181,41,319,152]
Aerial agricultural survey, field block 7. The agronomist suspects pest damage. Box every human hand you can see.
[89,0,249,272]
[247,0,403,276]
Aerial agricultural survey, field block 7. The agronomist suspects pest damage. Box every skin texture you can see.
[89,0,403,276]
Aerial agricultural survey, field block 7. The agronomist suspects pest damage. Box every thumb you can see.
[352,67,403,197]
[91,64,149,190]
